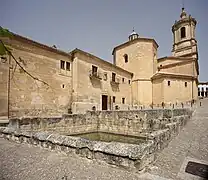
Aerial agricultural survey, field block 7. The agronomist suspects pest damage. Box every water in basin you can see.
[71,132,146,145]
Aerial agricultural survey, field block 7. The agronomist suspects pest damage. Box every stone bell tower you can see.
[172,8,198,59]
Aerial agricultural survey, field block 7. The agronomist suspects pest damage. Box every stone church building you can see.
[0,8,199,117]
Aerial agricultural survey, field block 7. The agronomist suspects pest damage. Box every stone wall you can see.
[0,127,155,171]
[2,108,193,171]
[71,50,132,114]
[9,108,192,137]
[0,36,73,118]
[113,40,157,106]
[9,112,99,135]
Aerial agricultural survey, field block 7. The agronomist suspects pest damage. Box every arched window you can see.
[124,54,128,63]
[181,27,186,39]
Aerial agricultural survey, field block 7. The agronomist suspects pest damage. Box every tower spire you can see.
[182,0,185,10]
[180,1,187,19]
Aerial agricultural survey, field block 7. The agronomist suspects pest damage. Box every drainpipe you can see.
[7,54,11,119]
[70,52,75,113]
[189,17,194,102]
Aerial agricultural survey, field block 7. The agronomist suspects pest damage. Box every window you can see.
[92,65,98,75]
[122,78,125,83]
[122,98,125,104]
[168,81,170,86]
[66,62,70,71]
[124,54,128,63]
[181,27,186,39]
[129,80,131,84]
[62,84,65,88]
[60,60,65,69]
[112,72,116,82]
[113,96,116,103]
[103,73,108,81]
[185,82,187,87]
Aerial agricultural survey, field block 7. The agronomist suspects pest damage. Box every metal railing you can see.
[89,70,102,80]
[110,77,120,85]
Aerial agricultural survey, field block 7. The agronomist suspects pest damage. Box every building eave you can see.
[69,48,134,77]
[151,72,197,81]
[157,56,194,62]
[112,38,159,55]
[0,33,72,58]
[158,59,194,70]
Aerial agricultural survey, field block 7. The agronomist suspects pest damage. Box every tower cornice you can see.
[172,16,197,32]
[173,38,197,46]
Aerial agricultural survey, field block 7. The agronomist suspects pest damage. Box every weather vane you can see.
[182,0,185,9]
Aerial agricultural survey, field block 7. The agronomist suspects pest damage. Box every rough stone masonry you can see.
[0,108,193,171]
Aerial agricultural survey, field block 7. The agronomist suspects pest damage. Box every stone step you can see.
[0,116,9,124]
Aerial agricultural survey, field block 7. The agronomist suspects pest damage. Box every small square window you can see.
[122,98,125,104]
[185,82,187,87]
[122,78,125,83]
[168,81,170,86]
[103,73,108,81]
[66,62,70,71]
[60,60,65,69]
[113,96,116,103]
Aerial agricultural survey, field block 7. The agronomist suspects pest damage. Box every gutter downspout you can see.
[189,17,194,101]
[7,54,11,119]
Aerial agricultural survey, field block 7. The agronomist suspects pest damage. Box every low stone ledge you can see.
[0,127,155,171]
[2,108,193,171]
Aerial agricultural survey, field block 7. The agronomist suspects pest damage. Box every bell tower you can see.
[172,8,198,59]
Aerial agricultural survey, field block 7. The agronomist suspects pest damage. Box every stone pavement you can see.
[148,98,208,180]
[0,99,207,180]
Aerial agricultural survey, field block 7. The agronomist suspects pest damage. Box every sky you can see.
[1,0,207,82]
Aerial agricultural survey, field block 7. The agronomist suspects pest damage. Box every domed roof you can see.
[128,29,139,41]
[130,30,138,36]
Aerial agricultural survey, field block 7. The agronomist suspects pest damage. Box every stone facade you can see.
[0,36,73,117]
[113,39,158,106]
[0,8,199,117]
[70,49,132,113]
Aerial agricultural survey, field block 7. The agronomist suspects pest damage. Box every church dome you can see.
[128,29,139,41]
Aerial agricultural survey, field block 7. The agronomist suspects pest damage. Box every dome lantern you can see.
[128,28,139,41]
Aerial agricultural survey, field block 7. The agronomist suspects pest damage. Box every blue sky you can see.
[1,0,207,81]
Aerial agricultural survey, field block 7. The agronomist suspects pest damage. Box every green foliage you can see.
[0,26,13,37]
[0,43,6,56]
[0,26,13,56]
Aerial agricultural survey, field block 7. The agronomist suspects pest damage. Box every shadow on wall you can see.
[111,84,120,92]
[90,78,102,89]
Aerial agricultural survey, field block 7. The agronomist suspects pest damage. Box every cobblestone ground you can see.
[0,99,207,180]
[148,98,208,180]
